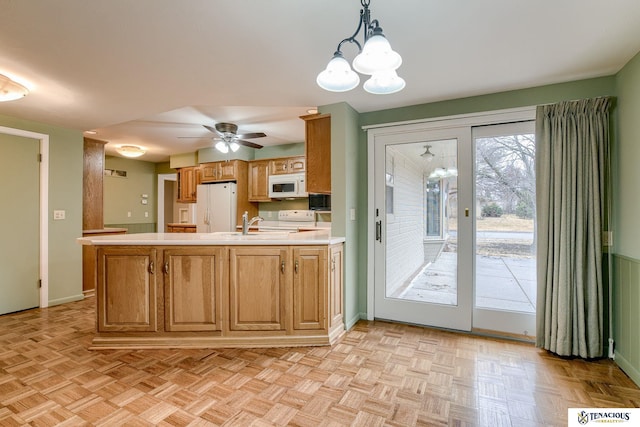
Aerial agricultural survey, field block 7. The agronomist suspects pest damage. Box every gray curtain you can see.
[535,97,610,358]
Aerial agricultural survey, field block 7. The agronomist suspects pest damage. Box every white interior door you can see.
[0,133,40,314]
[373,126,473,331]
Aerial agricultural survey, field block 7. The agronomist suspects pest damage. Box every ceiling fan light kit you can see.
[0,73,29,102]
[317,0,404,95]
[204,122,266,153]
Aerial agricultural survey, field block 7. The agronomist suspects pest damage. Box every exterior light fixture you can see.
[116,145,146,158]
[317,0,405,94]
[421,145,435,161]
[0,73,29,102]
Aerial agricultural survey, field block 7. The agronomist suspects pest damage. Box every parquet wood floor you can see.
[0,297,638,426]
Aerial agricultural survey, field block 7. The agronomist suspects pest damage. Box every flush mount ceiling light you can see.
[116,145,146,158]
[316,0,405,95]
[0,73,29,102]
[420,145,435,161]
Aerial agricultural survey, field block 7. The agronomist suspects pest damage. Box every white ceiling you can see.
[1,0,639,162]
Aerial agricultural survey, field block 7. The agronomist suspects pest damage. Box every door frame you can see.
[365,107,535,321]
[0,126,49,309]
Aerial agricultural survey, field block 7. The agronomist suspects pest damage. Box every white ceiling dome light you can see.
[116,145,146,158]
[0,73,29,102]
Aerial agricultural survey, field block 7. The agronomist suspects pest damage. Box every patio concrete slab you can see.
[396,252,536,314]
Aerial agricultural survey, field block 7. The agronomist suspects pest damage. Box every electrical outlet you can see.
[350,208,356,221]
[53,210,65,220]
[127,211,132,218]
[144,211,149,218]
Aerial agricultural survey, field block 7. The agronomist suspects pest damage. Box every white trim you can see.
[362,106,536,132]
[0,125,49,308]
[157,173,177,232]
[366,107,536,322]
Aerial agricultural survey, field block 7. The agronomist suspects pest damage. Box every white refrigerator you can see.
[196,183,237,233]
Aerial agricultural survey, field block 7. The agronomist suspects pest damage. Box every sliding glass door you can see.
[370,114,536,337]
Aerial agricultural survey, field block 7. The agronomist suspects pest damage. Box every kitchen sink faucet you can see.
[242,211,264,235]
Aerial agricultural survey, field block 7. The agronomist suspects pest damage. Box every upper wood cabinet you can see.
[176,166,198,203]
[248,160,271,202]
[269,156,306,175]
[200,160,240,183]
[301,114,331,194]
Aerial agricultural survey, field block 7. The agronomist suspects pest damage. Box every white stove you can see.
[259,210,316,231]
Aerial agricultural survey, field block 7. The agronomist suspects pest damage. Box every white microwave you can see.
[268,173,308,198]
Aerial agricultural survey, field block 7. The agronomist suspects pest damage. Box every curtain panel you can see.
[535,97,611,358]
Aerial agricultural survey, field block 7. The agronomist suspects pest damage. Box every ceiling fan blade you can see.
[203,124,222,135]
[177,136,208,139]
[236,139,263,149]
[236,132,266,139]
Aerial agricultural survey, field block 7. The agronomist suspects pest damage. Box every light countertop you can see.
[77,229,345,246]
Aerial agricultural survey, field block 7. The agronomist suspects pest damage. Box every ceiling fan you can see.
[202,122,266,153]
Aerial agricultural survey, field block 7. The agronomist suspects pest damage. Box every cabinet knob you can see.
[163,262,169,274]
[148,261,155,275]
[294,259,299,274]
[281,260,285,274]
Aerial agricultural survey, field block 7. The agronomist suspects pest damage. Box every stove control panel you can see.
[278,210,315,222]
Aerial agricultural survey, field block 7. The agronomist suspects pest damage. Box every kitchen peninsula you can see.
[78,230,345,350]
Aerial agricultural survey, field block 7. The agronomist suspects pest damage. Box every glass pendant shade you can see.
[215,141,229,154]
[316,54,360,92]
[363,69,406,94]
[352,33,402,75]
[229,142,240,152]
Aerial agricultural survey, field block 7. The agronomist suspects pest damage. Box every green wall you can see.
[0,114,83,306]
[319,102,362,328]
[613,50,640,385]
[104,156,158,232]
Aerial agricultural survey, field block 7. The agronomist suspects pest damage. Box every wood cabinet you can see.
[248,160,271,202]
[89,242,344,349]
[301,113,331,194]
[270,156,306,175]
[166,224,196,233]
[96,247,157,332]
[177,166,198,203]
[228,246,288,331]
[200,160,240,183]
[292,247,326,330]
[163,247,224,332]
[329,244,344,330]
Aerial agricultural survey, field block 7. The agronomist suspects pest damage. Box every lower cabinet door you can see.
[229,247,288,331]
[163,247,224,332]
[97,247,157,332]
[293,247,327,330]
[329,244,344,329]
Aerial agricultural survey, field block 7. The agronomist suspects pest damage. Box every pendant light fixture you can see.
[316,0,405,95]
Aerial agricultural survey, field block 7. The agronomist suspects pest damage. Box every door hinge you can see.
[38,279,42,288]
[37,153,43,162]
